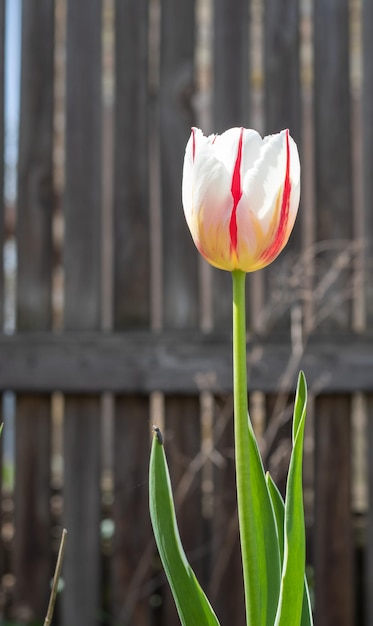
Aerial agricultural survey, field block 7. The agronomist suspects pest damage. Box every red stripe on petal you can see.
[229,128,244,255]
[191,128,196,162]
[261,129,292,264]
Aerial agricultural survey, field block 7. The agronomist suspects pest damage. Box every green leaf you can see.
[244,417,282,626]
[149,428,221,626]
[266,472,313,626]
[273,371,313,626]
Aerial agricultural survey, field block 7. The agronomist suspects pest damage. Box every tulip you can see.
[150,126,311,626]
[182,127,300,273]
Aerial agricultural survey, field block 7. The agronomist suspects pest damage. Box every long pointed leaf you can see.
[245,416,281,625]
[274,371,311,626]
[266,472,313,626]
[149,428,220,626]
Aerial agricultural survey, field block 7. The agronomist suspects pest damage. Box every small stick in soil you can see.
[43,528,67,626]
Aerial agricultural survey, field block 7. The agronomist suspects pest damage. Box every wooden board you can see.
[314,395,354,626]
[0,0,4,328]
[264,0,301,143]
[366,395,373,624]
[3,331,373,394]
[112,396,151,625]
[314,0,353,331]
[213,0,250,134]
[159,0,198,330]
[363,0,373,326]
[112,0,150,329]
[62,2,102,625]
[0,392,2,579]
[14,0,54,620]
[313,4,355,622]
[62,396,101,626]
[111,3,152,624]
[14,397,51,619]
[158,2,203,619]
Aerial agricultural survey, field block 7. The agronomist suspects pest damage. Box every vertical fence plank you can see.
[213,0,250,134]
[16,0,54,330]
[0,1,4,584]
[212,0,250,328]
[63,397,101,623]
[113,0,149,330]
[160,0,197,330]
[362,0,373,327]
[264,0,300,142]
[367,395,373,625]
[112,2,151,625]
[14,0,54,620]
[63,3,102,625]
[314,0,353,330]
[15,398,52,619]
[314,0,353,243]
[0,393,2,580]
[363,4,373,622]
[0,0,4,329]
[314,396,354,626]
[159,2,204,622]
[313,3,355,624]
[113,397,150,625]
[263,0,301,333]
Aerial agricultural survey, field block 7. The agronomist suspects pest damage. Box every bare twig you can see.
[43,528,67,626]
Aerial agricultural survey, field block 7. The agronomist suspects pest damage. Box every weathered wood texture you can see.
[0,394,2,578]
[263,0,301,331]
[2,2,373,625]
[16,0,54,332]
[14,1,54,621]
[62,3,102,626]
[113,0,149,329]
[159,2,204,621]
[314,0,353,331]
[314,396,354,626]
[112,395,151,625]
[264,0,301,143]
[213,0,249,133]
[0,0,4,329]
[363,0,373,324]
[313,3,355,624]
[160,0,198,330]
[2,332,373,394]
[111,3,152,623]
[367,395,373,623]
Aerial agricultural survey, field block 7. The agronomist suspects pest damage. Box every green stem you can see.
[232,269,251,625]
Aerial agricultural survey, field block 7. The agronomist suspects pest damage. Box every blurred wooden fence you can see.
[0,0,372,625]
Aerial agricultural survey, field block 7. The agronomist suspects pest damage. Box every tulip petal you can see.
[213,127,262,180]
[237,130,300,270]
[242,130,288,232]
[183,140,235,270]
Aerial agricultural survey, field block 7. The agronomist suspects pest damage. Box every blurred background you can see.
[0,0,372,624]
